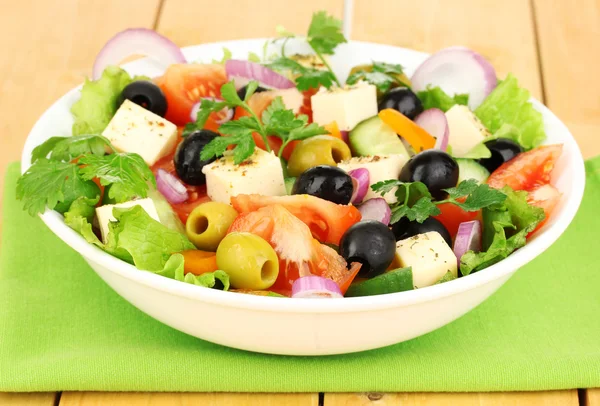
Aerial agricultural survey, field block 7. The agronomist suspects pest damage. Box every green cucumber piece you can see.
[435,271,457,284]
[456,158,490,184]
[349,116,409,158]
[345,267,413,297]
[284,177,296,195]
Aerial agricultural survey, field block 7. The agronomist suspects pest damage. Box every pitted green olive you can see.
[186,202,238,251]
[287,135,351,177]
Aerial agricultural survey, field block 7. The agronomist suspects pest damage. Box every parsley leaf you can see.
[78,153,156,203]
[248,52,261,63]
[307,11,347,55]
[31,134,114,163]
[200,133,257,165]
[444,179,480,200]
[212,47,232,64]
[416,86,469,112]
[268,57,336,91]
[346,61,407,93]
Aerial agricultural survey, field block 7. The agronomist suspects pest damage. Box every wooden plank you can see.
[351,0,542,100]
[584,388,600,406]
[325,390,579,406]
[533,0,600,158]
[59,392,318,406]
[156,0,343,46]
[0,392,58,406]
[0,0,161,230]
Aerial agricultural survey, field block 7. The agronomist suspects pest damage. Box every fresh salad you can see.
[17,11,563,298]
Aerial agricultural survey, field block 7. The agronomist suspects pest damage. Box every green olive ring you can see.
[216,232,279,290]
[287,135,352,177]
[186,202,239,251]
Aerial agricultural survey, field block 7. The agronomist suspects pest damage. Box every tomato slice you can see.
[433,202,480,239]
[228,205,358,295]
[230,194,361,245]
[379,108,436,152]
[487,144,563,191]
[156,64,228,126]
[526,183,562,236]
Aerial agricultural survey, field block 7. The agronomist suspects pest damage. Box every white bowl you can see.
[21,39,585,355]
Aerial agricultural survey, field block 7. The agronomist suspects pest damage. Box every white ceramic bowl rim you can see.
[21,39,586,314]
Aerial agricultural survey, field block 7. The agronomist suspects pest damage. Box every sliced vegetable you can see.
[453,220,482,267]
[345,267,413,297]
[186,202,239,251]
[414,108,449,151]
[411,46,497,110]
[190,97,234,124]
[526,183,561,235]
[456,158,490,184]
[348,168,370,204]
[349,115,409,158]
[287,135,352,177]
[181,250,218,276]
[156,169,189,204]
[93,28,186,80]
[416,86,469,112]
[225,59,295,89]
[291,276,343,298]
[379,108,436,153]
[340,220,397,278]
[358,198,392,225]
[292,165,353,205]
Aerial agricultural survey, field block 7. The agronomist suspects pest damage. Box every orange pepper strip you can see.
[324,121,343,140]
[378,108,436,152]
[181,250,218,276]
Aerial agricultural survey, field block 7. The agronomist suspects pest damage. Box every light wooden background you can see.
[0,0,599,405]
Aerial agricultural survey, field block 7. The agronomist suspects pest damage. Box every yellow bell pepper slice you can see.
[378,108,436,152]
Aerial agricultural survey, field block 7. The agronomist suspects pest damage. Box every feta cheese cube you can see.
[201,149,286,205]
[311,82,378,131]
[102,99,178,166]
[445,105,491,157]
[337,154,408,203]
[394,231,458,288]
[95,198,160,243]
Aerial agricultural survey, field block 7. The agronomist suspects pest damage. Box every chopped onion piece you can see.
[453,220,482,267]
[225,59,295,89]
[411,46,497,110]
[93,28,186,80]
[292,276,343,299]
[415,108,449,151]
[156,169,188,204]
[358,198,392,225]
[348,168,370,204]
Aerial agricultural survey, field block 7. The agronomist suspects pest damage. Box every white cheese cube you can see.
[394,232,458,288]
[445,105,490,157]
[102,99,178,166]
[202,149,286,205]
[337,154,408,203]
[311,82,378,131]
[270,88,304,114]
[95,198,160,243]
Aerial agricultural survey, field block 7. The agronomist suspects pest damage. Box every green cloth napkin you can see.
[1,159,600,393]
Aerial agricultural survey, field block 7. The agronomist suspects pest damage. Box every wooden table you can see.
[0,0,598,404]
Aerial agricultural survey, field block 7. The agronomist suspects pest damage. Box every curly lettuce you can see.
[416,86,469,112]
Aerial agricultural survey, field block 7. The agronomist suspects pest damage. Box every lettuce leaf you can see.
[474,74,546,150]
[416,86,469,112]
[70,66,149,136]
[157,259,230,290]
[460,187,545,275]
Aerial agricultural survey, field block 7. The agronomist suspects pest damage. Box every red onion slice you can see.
[348,168,370,204]
[156,169,188,204]
[415,108,449,151]
[340,130,350,144]
[358,198,392,225]
[292,276,343,298]
[93,28,186,80]
[453,220,482,267]
[190,97,234,124]
[411,47,497,110]
[225,59,295,89]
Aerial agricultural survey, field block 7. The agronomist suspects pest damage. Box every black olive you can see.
[340,220,397,278]
[174,130,219,186]
[399,150,459,200]
[391,217,452,247]
[378,87,423,120]
[118,81,168,117]
[292,165,353,204]
[237,84,268,101]
[478,138,523,173]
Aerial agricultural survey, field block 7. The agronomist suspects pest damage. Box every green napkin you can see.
[1,159,600,393]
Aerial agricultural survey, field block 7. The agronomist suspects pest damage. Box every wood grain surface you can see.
[0,0,598,404]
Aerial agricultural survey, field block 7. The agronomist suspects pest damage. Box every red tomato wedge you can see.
[433,202,480,239]
[156,64,228,126]
[230,194,361,245]
[487,144,563,191]
[526,183,562,235]
[228,205,360,295]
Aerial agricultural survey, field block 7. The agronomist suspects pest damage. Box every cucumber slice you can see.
[284,177,296,195]
[345,267,413,297]
[456,158,490,184]
[349,116,409,158]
